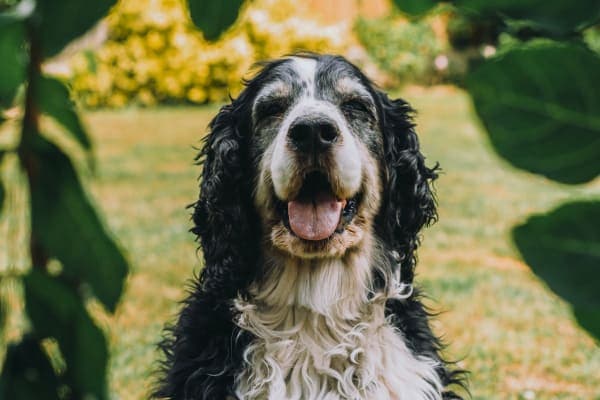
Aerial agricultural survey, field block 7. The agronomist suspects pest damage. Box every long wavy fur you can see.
[373,92,468,397]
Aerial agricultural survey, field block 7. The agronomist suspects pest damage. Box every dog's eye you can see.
[255,100,287,121]
[341,99,372,118]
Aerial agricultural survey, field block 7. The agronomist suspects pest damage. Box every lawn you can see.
[2,87,599,399]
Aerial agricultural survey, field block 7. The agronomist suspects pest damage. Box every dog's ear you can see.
[155,99,258,400]
[375,92,439,284]
[191,98,259,300]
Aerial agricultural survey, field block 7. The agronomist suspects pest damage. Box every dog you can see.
[155,54,466,400]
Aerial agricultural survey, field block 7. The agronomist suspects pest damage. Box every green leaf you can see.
[36,0,117,58]
[36,75,92,151]
[466,41,600,184]
[24,269,108,399]
[0,0,33,107]
[29,136,128,312]
[0,0,35,25]
[187,0,244,41]
[0,20,26,108]
[513,201,600,339]
[455,0,600,35]
[0,336,60,400]
[391,0,443,16]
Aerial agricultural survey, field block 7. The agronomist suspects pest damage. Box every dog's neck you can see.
[233,240,443,400]
[246,242,375,319]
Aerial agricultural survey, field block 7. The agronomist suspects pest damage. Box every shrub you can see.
[68,0,349,108]
[354,14,449,85]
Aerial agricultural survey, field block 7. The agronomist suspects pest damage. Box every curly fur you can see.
[154,54,468,400]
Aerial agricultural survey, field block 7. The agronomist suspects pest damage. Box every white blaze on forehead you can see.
[291,57,317,96]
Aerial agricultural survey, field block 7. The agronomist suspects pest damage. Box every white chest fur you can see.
[233,255,443,400]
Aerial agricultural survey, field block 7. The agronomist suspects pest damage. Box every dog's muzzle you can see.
[270,109,362,243]
[282,116,346,241]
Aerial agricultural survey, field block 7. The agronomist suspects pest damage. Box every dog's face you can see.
[193,54,437,286]
[250,56,384,259]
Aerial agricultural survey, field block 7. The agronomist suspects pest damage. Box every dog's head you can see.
[192,54,438,295]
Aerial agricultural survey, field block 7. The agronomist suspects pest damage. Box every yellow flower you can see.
[108,92,128,108]
[146,30,166,51]
[137,88,157,106]
[67,0,351,108]
[187,87,206,103]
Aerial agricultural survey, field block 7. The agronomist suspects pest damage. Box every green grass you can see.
[2,87,599,399]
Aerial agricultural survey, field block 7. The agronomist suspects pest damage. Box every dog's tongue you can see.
[288,192,344,241]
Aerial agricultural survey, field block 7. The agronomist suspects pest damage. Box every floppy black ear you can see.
[154,99,260,400]
[191,99,260,299]
[375,92,439,284]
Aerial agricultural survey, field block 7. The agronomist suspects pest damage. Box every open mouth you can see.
[277,171,359,241]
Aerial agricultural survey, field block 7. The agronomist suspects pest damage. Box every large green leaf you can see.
[24,269,108,399]
[391,0,443,16]
[0,0,35,106]
[28,136,128,312]
[36,75,92,150]
[187,0,244,40]
[0,335,60,400]
[0,0,35,24]
[36,0,117,58]
[0,20,26,108]
[466,41,600,184]
[0,0,32,108]
[455,0,600,35]
[513,201,600,339]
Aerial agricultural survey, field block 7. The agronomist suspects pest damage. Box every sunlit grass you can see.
[2,88,598,399]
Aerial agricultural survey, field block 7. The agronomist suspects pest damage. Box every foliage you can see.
[450,0,599,37]
[584,26,600,54]
[393,0,600,339]
[0,0,249,397]
[394,0,600,37]
[68,0,349,108]
[0,0,29,109]
[465,41,600,184]
[0,0,131,396]
[187,0,244,40]
[513,201,600,339]
[354,14,448,85]
[36,0,117,58]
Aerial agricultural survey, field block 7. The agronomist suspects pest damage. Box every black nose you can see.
[288,119,339,154]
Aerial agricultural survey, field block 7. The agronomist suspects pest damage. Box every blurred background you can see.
[0,0,599,399]
[45,0,453,106]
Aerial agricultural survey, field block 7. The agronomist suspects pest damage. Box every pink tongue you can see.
[288,192,344,241]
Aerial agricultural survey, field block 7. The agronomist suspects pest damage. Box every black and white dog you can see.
[155,54,466,400]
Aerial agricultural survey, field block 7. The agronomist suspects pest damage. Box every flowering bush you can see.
[69,0,349,107]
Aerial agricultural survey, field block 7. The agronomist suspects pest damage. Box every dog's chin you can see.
[269,171,366,259]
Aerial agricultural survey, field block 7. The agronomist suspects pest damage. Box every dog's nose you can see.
[288,119,338,154]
